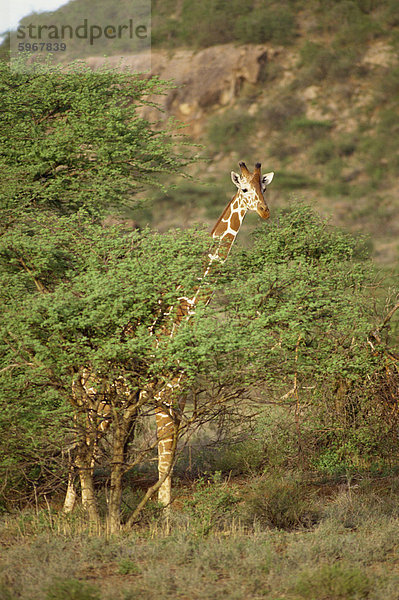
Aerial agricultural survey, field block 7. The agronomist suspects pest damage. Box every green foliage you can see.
[242,474,319,530]
[309,369,399,475]
[313,448,353,475]
[0,216,211,405]
[176,0,245,48]
[360,107,399,181]
[385,0,399,26]
[222,205,375,385]
[120,487,163,525]
[0,585,14,600]
[4,0,394,56]
[207,110,255,154]
[152,0,299,48]
[253,408,301,471]
[311,139,337,164]
[299,41,364,84]
[0,61,197,506]
[176,435,266,478]
[288,117,333,141]
[259,94,305,130]
[204,205,394,473]
[294,564,372,599]
[183,472,238,536]
[0,61,191,216]
[1,53,393,517]
[117,559,141,575]
[315,0,383,43]
[270,170,317,190]
[206,439,265,476]
[233,6,297,45]
[46,579,100,600]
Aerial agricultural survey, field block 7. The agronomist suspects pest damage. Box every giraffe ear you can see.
[261,172,274,190]
[231,171,241,188]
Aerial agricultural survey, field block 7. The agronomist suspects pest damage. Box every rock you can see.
[248,103,259,116]
[362,41,394,68]
[303,85,319,101]
[85,43,270,117]
[306,105,326,121]
[179,102,196,115]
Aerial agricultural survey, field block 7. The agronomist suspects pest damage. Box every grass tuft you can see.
[241,473,320,531]
[293,563,372,599]
[45,579,100,600]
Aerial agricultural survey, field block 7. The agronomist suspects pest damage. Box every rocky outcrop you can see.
[84,44,277,130]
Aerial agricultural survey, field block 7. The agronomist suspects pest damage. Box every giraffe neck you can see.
[154,190,249,507]
[210,191,246,261]
[166,191,247,335]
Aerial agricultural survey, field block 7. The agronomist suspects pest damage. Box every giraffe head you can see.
[231,161,273,219]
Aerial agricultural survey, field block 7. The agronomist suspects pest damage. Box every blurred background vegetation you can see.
[2,0,399,266]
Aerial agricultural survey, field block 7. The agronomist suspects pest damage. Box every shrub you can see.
[260,95,305,130]
[177,437,266,478]
[299,42,363,83]
[311,139,336,164]
[45,579,100,600]
[177,0,251,47]
[337,134,357,157]
[0,585,13,600]
[242,474,320,530]
[294,563,372,599]
[118,559,141,575]
[151,0,298,48]
[384,0,399,27]
[271,170,317,190]
[234,6,297,45]
[207,110,255,153]
[183,472,238,537]
[288,117,333,141]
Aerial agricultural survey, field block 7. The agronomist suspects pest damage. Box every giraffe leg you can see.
[77,462,100,526]
[62,460,77,514]
[155,407,176,507]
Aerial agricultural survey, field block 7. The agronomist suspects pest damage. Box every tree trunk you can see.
[107,428,125,534]
[75,443,100,528]
[107,405,137,534]
[62,463,77,514]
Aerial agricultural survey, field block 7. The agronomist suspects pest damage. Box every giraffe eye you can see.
[242,188,248,193]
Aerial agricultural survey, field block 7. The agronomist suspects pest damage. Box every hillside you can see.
[3,0,399,266]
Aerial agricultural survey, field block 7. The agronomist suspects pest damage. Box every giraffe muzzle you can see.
[257,204,270,219]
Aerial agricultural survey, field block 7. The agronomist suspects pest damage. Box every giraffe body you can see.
[154,162,273,507]
[63,161,274,520]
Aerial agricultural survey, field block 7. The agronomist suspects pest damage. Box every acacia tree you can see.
[0,59,198,521]
[1,186,395,528]
[204,205,398,472]
[0,60,192,216]
[1,60,396,528]
[0,211,215,527]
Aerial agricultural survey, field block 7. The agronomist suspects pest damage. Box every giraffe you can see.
[154,161,274,507]
[63,161,274,521]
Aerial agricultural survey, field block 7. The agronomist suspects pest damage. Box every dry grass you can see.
[1,478,399,599]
